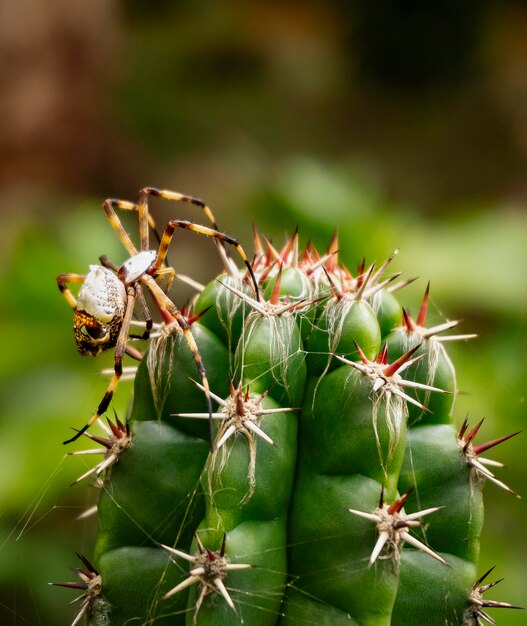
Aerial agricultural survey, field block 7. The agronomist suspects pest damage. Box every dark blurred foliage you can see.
[0,1,525,624]
[343,0,491,90]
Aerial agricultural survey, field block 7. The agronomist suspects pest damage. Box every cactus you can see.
[55,197,522,626]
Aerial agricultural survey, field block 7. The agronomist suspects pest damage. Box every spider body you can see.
[58,187,258,447]
[74,265,127,356]
[117,250,158,284]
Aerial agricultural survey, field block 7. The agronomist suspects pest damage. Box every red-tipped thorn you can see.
[353,340,370,365]
[387,488,412,515]
[326,231,339,273]
[376,344,389,365]
[382,344,421,377]
[252,223,264,257]
[473,431,521,456]
[416,282,430,327]
[279,227,298,264]
[402,308,416,332]
[188,305,213,326]
[160,307,175,325]
[458,414,470,439]
[270,264,283,305]
[463,418,485,450]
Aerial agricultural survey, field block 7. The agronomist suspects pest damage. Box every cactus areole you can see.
[57,194,521,626]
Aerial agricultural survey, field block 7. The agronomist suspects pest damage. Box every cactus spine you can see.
[56,202,521,626]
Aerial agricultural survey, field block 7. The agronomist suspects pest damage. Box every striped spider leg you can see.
[57,187,258,448]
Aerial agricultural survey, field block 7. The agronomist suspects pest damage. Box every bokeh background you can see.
[0,1,525,624]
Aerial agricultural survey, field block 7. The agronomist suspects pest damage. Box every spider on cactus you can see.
[57,187,258,447]
[55,192,522,626]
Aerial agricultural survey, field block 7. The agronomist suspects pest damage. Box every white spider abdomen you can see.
[77,265,127,322]
[119,250,157,284]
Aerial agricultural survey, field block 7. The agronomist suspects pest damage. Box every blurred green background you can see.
[0,1,525,624]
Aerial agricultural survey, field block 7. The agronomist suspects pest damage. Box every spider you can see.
[57,187,258,447]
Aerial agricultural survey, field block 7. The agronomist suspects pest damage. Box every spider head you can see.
[73,310,116,356]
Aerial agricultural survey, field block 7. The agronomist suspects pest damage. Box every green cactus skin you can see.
[371,288,403,339]
[306,298,381,375]
[195,274,251,349]
[56,226,520,626]
[392,552,477,626]
[387,331,456,425]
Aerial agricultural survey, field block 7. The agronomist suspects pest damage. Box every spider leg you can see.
[171,308,215,450]
[153,220,259,298]
[98,255,119,272]
[139,187,240,276]
[102,199,141,256]
[128,284,153,340]
[57,274,86,309]
[154,266,176,294]
[140,187,219,230]
[63,286,137,445]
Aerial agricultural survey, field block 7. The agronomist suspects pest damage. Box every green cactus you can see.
[55,196,521,626]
